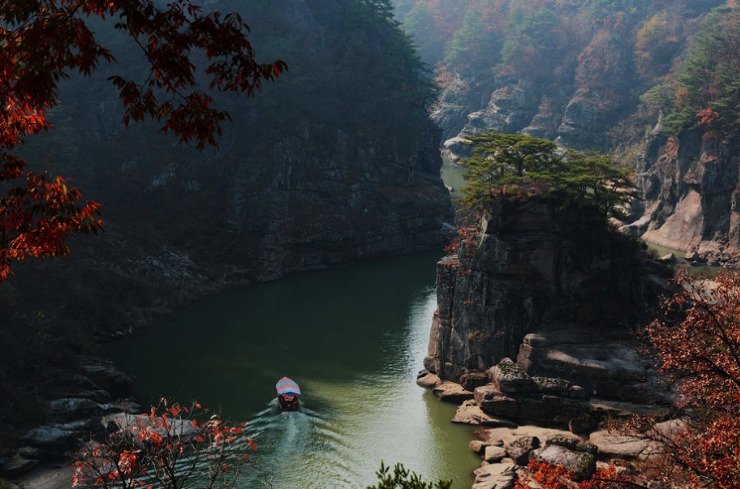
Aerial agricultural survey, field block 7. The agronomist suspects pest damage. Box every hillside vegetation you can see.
[394,0,730,152]
[7,0,448,328]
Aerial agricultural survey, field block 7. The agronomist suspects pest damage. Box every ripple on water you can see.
[242,401,363,489]
[105,254,480,488]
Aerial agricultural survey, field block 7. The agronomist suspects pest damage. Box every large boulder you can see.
[504,436,540,466]
[48,398,103,423]
[79,357,136,399]
[461,371,492,392]
[22,424,84,459]
[489,358,535,394]
[588,431,653,459]
[452,400,505,426]
[516,328,671,405]
[472,462,517,489]
[484,445,508,463]
[534,444,596,481]
[432,381,475,404]
[474,386,520,420]
[416,370,441,389]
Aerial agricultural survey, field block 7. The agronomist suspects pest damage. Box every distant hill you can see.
[394,0,740,264]
[393,0,722,149]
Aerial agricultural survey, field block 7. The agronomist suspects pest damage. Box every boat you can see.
[276,377,301,411]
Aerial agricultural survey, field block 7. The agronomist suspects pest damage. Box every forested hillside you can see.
[0,0,452,441]
[395,0,740,263]
[394,0,723,150]
[0,0,458,449]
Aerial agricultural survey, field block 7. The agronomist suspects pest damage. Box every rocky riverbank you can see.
[418,352,672,489]
[0,357,139,489]
[416,190,677,488]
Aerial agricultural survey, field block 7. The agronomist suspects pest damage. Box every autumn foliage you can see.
[72,399,256,489]
[663,5,740,135]
[516,269,740,489]
[442,209,480,258]
[0,0,286,280]
[514,460,637,489]
[639,269,740,489]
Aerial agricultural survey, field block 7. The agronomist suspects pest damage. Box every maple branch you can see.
[700,298,740,378]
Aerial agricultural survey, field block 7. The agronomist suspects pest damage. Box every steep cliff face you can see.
[624,124,740,264]
[614,5,740,264]
[439,80,618,158]
[423,197,669,389]
[189,122,453,282]
[8,0,453,332]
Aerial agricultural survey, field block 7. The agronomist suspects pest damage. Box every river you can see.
[105,251,480,489]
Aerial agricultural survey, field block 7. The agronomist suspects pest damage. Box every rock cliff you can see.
[623,122,740,265]
[421,196,672,427]
[7,0,454,332]
[438,80,617,160]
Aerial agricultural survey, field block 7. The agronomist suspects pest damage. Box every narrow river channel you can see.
[106,251,480,489]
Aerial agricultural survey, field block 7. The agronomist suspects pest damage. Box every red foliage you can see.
[641,270,740,488]
[647,270,740,409]
[443,210,480,257]
[72,399,256,489]
[514,460,637,489]
[513,270,740,489]
[0,0,286,280]
[697,108,720,127]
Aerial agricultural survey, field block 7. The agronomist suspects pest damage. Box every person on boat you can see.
[276,377,301,411]
[278,393,299,411]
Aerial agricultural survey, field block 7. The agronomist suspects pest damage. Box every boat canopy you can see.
[276,377,301,396]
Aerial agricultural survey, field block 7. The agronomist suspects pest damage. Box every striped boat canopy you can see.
[276,377,301,396]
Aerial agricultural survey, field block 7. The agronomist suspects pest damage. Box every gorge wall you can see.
[396,1,740,260]
[6,0,453,333]
[623,123,740,265]
[398,1,724,154]
[422,196,671,410]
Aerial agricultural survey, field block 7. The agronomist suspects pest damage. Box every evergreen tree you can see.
[663,5,740,135]
[459,132,637,221]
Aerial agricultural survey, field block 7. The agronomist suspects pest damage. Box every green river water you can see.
[106,251,480,489]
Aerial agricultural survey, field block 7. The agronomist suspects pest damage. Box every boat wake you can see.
[240,400,361,489]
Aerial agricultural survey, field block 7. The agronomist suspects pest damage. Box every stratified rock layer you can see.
[422,196,672,428]
[624,122,740,265]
